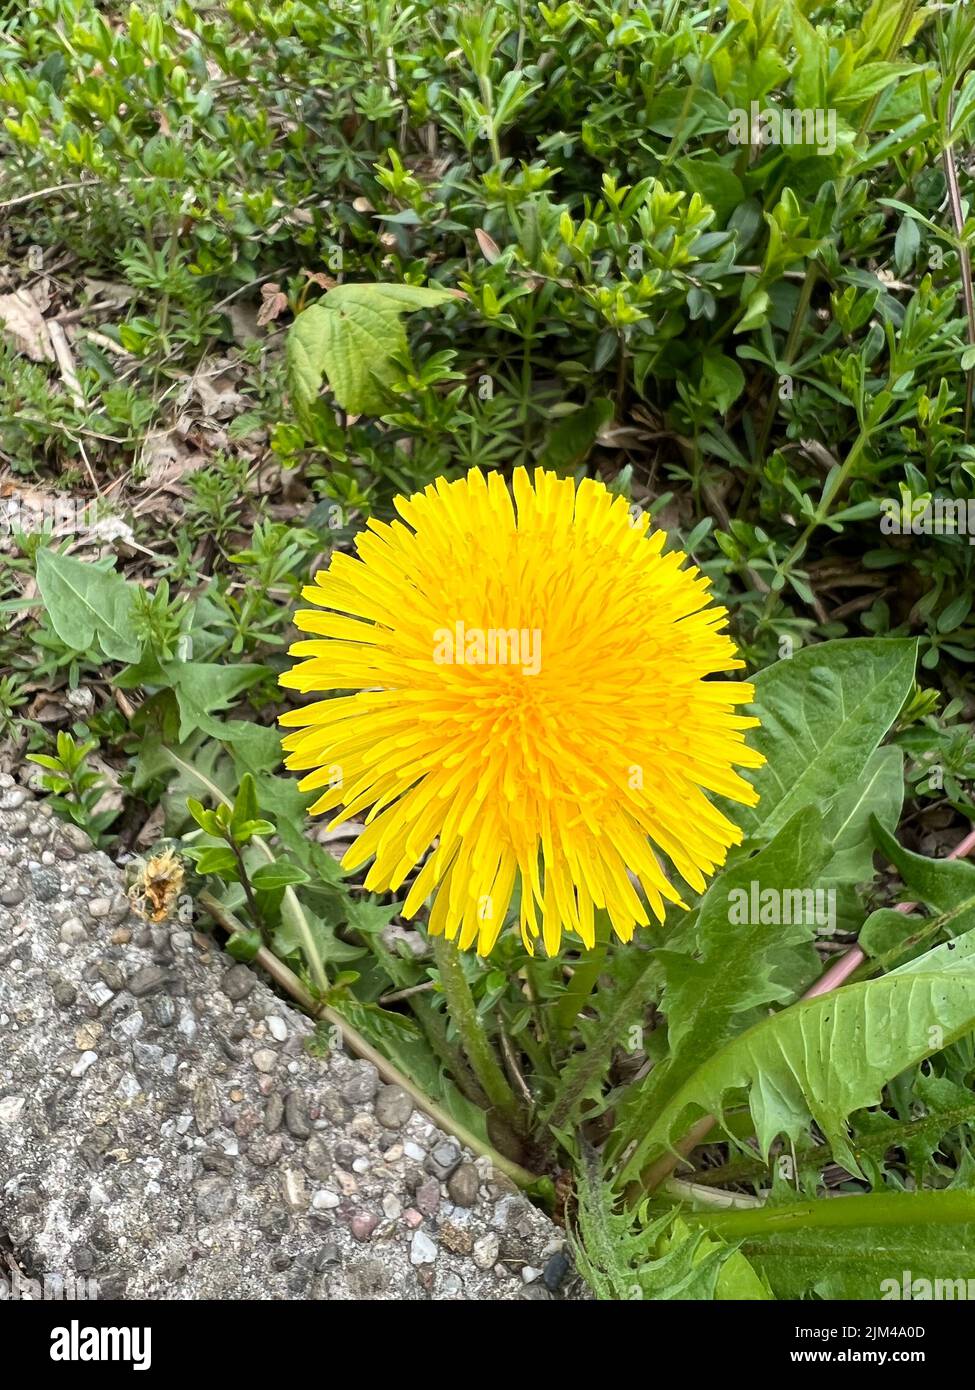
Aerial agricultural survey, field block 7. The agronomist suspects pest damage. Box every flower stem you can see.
[686,1188,975,1240]
[432,934,525,1130]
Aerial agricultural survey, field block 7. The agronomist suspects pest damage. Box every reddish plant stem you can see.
[802,824,975,999]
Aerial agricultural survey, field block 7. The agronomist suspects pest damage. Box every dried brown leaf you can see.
[475,228,501,263]
[256,282,289,327]
[0,289,54,362]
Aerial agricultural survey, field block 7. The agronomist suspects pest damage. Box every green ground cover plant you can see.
[3,0,975,1301]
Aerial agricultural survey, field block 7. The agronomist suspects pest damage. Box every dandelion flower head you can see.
[280,467,762,955]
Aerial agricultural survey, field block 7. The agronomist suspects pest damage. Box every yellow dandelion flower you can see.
[280,467,763,956]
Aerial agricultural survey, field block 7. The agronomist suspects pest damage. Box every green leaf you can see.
[666,806,827,1029]
[894,215,920,275]
[890,915,975,977]
[873,819,975,937]
[136,736,235,831]
[538,398,613,470]
[572,1157,770,1300]
[35,549,140,663]
[810,746,905,937]
[619,972,975,1184]
[273,903,363,967]
[287,282,457,414]
[224,928,262,962]
[838,61,923,107]
[343,897,403,937]
[191,846,240,878]
[230,772,259,832]
[163,662,271,741]
[643,87,731,138]
[219,726,346,884]
[234,817,275,841]
[700,350,745,413]
[251,861,311,891]
[615,809,833,1154]
[28,753,65,773]
[186,796,222,837]
[858,906,927,965]
[820,745,904,885]
[676,156,744,224]
[685,1190,975,1300]
[938,593,972,633]
[730,638,917,843]
[735,288,770,334]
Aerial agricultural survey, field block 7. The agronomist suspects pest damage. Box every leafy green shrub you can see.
[1,0,974,662]
[4,0,975,1302]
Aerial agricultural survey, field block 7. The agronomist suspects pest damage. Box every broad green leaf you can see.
[35,548,140,663]
[619,809,832,1149]
[287,282,457,414]
[858,906,927,966]
[644,86,732,138]
[614,810,831,1154]
[873,818,975,927]
[836,60,924,108]
[821,745,904,885]
[731,638,917,843]
[700,349,746,413]
[273,902,363,968]
[114,645,168,689]
[251,862,311,892]
[222,720,285,773]
[890,918,975,977]
[661,808,832,1049]
[686,1190,975,1300]
[817,746,904,939]
[676,156,744,224]
[619,972,975,1184]
[860,884,975,975]
[163,661,271,740]
[191,846,239,878]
